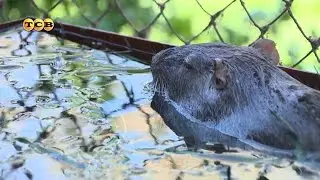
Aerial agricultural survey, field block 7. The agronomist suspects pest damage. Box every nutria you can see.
[150,40,320,157]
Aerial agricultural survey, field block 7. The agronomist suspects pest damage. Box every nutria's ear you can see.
[250,39,280,65]
[212,58,228,90]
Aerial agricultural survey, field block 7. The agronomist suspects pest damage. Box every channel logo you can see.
[23,18,54,32]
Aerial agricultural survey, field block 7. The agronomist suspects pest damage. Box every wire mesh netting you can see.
[0,0,319,72]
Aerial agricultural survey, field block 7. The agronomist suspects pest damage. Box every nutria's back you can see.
[150,42,320,156]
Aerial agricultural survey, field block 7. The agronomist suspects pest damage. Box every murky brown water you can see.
[0,28,319,180]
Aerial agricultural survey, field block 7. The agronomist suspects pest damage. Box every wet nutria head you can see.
[150,41,320,152]
[151,42,292,122]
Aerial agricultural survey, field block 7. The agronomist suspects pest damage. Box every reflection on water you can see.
[0,28,319,180]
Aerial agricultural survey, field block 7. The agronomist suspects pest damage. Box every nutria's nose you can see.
[151,52,162,68]
[151,48,174,68]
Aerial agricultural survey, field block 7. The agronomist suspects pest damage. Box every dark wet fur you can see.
[150,43,320,157]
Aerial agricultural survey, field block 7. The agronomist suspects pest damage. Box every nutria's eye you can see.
[215,77,225,90]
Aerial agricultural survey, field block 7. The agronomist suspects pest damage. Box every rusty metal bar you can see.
[48,22,174,64]
[0,18,319,90]
[279,66,320,90]
[0,18,24,33]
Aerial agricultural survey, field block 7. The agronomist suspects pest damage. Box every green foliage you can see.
[2,0,39,20]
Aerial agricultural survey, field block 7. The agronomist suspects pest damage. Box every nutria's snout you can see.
[151,49,164,67]
[151,48,175,71]
[151,51,161,69]
[150,49,167,92]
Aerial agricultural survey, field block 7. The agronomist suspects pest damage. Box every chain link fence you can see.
[0,0,320,71]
